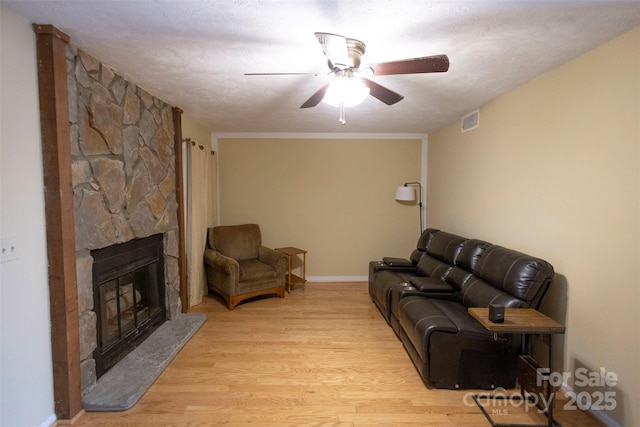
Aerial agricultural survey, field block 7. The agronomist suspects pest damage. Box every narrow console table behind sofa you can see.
[469,307,566,427]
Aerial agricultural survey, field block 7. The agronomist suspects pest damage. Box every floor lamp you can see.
[395,182,423,234]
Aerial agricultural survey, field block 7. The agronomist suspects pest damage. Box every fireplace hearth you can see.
[91,234,167,378]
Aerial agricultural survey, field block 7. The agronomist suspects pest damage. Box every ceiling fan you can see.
[245,32,449,124]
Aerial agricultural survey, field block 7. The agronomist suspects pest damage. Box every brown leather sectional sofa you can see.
[369,229,554,390]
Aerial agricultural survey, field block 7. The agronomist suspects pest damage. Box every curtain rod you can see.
[182,137,215,155]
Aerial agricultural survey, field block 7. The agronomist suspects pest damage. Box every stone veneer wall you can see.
[66,45,182,395]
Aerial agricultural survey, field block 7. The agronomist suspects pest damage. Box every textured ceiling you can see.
[4,0,640,134]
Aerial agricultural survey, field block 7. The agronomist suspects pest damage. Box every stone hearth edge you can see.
[83,313,206,411]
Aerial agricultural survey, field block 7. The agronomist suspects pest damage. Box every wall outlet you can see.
[1,238,20,263]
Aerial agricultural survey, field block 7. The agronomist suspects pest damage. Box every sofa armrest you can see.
[259,246,288,274]
[371,260,418,274]
[409,276,456,293]
[382,257,413,267]
[204,249,239,276]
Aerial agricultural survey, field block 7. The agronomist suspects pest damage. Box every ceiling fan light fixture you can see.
[249,32,449,120]
[322,77,370,107]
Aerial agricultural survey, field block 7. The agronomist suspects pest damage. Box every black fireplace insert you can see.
[91,234,167,378]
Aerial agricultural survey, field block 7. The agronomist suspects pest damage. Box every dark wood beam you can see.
[32,24,83,420]
[172,107,188,312]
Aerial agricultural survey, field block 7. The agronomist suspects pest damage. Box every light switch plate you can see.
[1,238,20,263]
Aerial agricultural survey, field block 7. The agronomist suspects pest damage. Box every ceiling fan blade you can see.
[363,79,404,105]
[300,83,330,108]
[245,72,326,76]
[315,32,350,68]
[367,54,449,75]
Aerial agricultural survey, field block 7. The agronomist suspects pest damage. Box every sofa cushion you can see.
[415,255,452,279]
[398,296,458,362]
[473,245,554,306]
[460,276,527,308]
[416,228,440,251]
[426,231,467,264]
[444,266,474,291]
[209,224,262,261]
[456,239,492,271]
[409,249,424,265]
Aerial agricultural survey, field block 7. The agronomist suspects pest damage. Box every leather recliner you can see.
[369,229,554,390]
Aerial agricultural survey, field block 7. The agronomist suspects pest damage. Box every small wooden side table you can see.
[275,247,307,293]
[468,308,566,427]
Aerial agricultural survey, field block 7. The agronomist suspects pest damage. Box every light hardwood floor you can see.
[72,282,603,426]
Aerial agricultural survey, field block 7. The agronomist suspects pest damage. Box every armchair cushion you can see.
[208,223,261,261]
[238,259,278,282]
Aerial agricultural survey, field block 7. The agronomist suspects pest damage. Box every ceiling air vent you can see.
[461,109,480,132]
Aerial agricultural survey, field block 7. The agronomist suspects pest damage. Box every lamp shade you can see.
[395,186,415,202]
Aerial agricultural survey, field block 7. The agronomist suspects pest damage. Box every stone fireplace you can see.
[66,46,182,395]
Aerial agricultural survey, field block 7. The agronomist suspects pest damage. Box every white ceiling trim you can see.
[213,132,427,140]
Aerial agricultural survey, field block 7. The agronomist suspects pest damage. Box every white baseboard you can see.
[42,413,57,427]
[590,411,622,427]
[559,384,622,427]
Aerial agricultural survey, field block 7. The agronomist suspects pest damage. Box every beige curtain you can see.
[207,148,217,228]
[185,140,217,307]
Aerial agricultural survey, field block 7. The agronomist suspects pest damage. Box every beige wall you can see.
[182,115,212,148]
[428,28,639,427]
[217,137,423,279]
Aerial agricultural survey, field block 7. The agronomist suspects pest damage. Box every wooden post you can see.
[172,107,188,312]
[32,24,83,420]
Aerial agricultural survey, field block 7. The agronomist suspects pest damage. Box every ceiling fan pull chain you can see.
[339,100,346,125]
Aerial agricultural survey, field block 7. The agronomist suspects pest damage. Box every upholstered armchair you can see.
[203,224,287,310]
